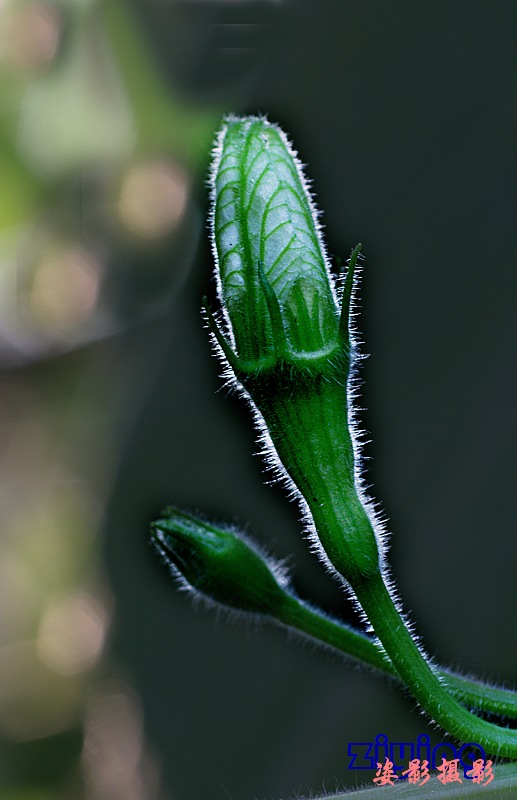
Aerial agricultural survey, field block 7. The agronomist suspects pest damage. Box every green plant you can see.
[151,116,517,797]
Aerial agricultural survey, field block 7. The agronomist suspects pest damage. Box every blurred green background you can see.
[0,1,516,798]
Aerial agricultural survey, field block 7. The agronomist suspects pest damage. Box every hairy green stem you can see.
[207,115,517,759]
[278,593,517,719]
[353,572,517,758]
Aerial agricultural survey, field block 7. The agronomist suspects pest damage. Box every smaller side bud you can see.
[151,506,289,616]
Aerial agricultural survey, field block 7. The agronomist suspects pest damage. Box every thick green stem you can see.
[444,676,517,719]
[279,592,393,671]
[353,572,517,758]
[244,364,380,585]
[277,593,517,719]
[207,113,517,773]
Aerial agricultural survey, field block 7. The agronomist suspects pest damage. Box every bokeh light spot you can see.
[30,246,101,330]
[118,160,189,239]
[37,591,109,676]
[81,683,162,800]
[0,2,60,71]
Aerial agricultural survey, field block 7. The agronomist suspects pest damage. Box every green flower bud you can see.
[209,115,339,363]
[151,507,289,616]
[206,116,383,589]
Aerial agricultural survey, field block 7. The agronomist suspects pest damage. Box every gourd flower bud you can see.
[209,115,340,364]
[151,506,289,616]
[206,116,382,588]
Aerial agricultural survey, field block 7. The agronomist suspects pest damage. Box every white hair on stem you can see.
[206,114,438,683]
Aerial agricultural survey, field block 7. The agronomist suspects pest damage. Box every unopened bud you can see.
[206,116,382,588]
[151,507,289,616]
[209,115,342,365]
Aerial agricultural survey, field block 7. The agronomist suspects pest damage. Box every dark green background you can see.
[104,2,517,798]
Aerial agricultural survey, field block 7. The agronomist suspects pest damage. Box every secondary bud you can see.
[151,507,289,616]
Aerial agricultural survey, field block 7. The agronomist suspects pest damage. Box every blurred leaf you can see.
[100,0,221,166]
[0,129,42,230]
[17,6,135,177]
